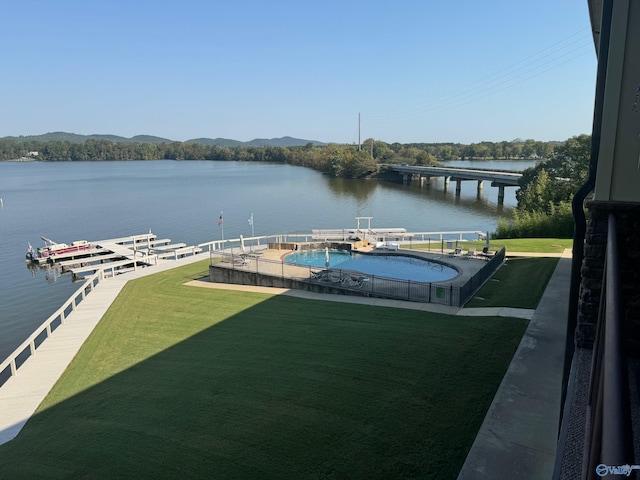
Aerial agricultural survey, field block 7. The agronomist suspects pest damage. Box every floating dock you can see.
[28,233,202,280]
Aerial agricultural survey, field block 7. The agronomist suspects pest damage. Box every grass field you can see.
[469,238,572,253]
[465,257,560,309]
[0,260,527,479]
[412,237,572,254]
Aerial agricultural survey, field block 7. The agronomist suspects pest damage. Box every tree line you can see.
[496,134,591,238]
[0,137,558,179]
[2,133,592,238]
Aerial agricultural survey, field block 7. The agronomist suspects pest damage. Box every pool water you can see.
[285,250,458,283]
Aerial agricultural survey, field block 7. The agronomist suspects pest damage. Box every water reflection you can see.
[376,177,516,218]
[321,172,516,220]
[324,176,379,203]
[26,262,64,284]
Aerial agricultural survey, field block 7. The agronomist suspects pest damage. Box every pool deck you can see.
[241,245,494,286]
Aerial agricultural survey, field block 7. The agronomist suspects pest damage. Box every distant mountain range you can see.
[2,132,327,147]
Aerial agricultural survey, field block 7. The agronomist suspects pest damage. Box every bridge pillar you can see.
[402,173,409,185]
[477,180,483,193]
[444,176,450,192]
[497,184,505,205]
[455,179,462,196]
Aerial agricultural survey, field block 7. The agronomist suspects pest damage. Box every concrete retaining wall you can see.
[209,266,371,298]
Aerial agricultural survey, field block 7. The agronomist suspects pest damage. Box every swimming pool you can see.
[285,249,458,283]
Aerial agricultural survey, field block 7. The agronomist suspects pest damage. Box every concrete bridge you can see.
[388,165,523,204]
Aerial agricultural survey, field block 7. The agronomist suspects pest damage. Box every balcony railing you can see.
[584,213,634,479]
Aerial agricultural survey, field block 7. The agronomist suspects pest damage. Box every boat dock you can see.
[28,233,202,280]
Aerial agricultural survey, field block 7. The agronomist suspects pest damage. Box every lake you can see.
[0,159,534,360]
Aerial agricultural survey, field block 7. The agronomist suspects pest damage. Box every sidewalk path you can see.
[0,253,210,445]
[457,248,572,479]
[185,280,536,320]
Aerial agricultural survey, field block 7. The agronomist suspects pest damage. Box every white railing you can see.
[157,245,203,260]
[1,229,487,387]
[0,240,213,388]
[0,270,104,387]
[198,230,487,254]
[401,230,486,242]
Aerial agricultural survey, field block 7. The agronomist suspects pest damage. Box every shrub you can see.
[495,201,574,239]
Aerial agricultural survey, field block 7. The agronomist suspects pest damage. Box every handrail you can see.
[0,271,104,388]
[584,213,633,478]
[198,230,488,253]
[562,0,613,429]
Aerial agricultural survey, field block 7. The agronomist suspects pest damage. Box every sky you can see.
[2,0,597,144]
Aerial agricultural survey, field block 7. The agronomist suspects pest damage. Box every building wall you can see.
[593,0,640,202]
[577,201,640,353]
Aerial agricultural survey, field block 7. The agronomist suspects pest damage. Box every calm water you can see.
[285,249,352,268]
[0,159,531,360]
[286,250,458,282]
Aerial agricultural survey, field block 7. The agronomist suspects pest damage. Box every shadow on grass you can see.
[0,265,527,480]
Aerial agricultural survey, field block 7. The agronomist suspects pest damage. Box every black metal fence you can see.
[212,247,506,307]
[457,247,506,306]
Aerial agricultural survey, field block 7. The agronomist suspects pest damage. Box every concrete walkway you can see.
[0,247,567,468]
[457,249,572,479]
[186,280,536,320]
[0,253,211,445]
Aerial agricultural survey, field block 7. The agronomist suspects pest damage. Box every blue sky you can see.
[2,0,597,144]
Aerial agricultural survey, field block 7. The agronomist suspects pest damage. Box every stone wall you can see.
[577,201,640,353]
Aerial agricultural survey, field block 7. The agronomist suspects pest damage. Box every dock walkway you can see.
[457,249,571,479]
[56,253,123,268]
[67,258,150,278]
[50,234,200,279]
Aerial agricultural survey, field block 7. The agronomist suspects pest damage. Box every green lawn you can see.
[411,237,572,254]
[465,257,560,309]
[0,260,527,480]
[472,237,572,253]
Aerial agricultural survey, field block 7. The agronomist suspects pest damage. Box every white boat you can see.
[26,237,92,262]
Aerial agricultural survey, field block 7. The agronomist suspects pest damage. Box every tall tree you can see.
[516,134,591,212]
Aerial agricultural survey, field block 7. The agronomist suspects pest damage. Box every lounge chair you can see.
[478,249,496,261]
[232,255,250,265]
[317,271,342,283]
[342,274,365,288]
[311,270,326,281]
[464,248,476,259]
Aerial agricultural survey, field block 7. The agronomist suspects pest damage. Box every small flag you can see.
[218,214,223,225]
[248,213,253,226]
